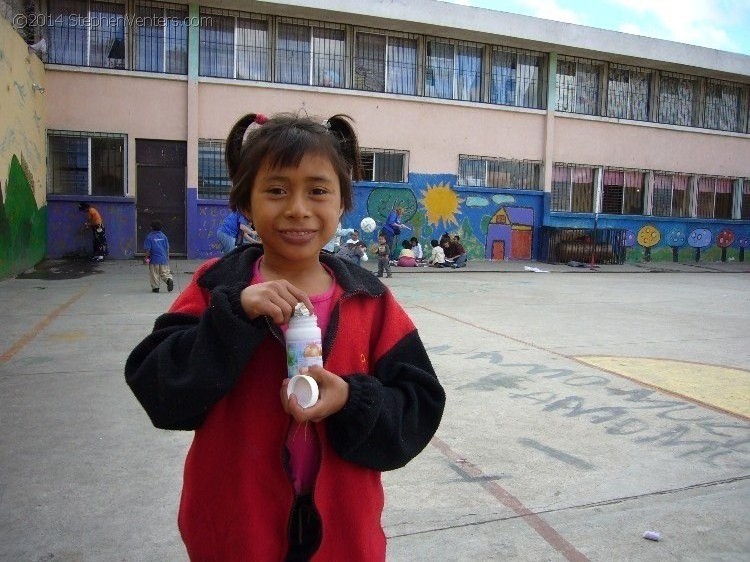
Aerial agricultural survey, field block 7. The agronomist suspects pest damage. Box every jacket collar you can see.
[197,244,387,298]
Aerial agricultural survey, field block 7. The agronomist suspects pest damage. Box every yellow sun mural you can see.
[420,183,463,226]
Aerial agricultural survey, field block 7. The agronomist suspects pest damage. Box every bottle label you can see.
[286,339,323,378]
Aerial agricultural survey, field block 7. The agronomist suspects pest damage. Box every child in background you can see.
[125,112,444,561]
[410,236,423,262]
[376,233,392,277]
[143,220,174,293]
[428,238,446,267]
[396,239,417,267]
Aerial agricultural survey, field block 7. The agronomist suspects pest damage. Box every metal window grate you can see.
[198,139,231,199]
[353,29,419,95]
[606,64,651,122]
[556,56,603,116]
[551,163,595,212]
[360,149,408,182]
[657,71,701,127]
[134,1,189,74]
[540,227,627,264]
[601,168,646,215]
[273,18,346,87]
[652,172,690,218]
[47,130,126,196]
[703,78,746,133]
[490,46,546,109]
[458,155,541,190]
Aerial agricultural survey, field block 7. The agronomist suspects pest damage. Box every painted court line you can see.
[0,286,89,363]
[431,436,590,562]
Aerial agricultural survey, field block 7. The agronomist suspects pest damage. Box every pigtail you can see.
[225,113,261,181]
[327,114,363,181]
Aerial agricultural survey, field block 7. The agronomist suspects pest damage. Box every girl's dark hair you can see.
[225,112,362,214]
[431,239,439,247]
[402,239,412,249]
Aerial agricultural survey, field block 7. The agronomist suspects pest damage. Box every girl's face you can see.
[245,152,343,265]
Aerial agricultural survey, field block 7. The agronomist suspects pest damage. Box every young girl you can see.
[125,112,445,561]
[396,239,417,267]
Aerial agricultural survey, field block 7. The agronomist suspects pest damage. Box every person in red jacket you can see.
[125,112,445,561]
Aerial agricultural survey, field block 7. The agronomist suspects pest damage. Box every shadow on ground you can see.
[16,259,104,280]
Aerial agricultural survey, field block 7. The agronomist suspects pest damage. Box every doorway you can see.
[135,140,187,254]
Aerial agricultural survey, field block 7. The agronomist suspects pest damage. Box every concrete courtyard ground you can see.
[1,257,748,561]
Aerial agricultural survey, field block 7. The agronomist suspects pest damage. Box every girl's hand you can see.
[240,281,314,325]
[280,365,350,423]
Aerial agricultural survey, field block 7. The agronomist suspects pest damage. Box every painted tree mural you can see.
[637,225,661,262]
[737,235,749,262]
[666,227,687,263]
[688,228,712,262]
[716,229,734,262]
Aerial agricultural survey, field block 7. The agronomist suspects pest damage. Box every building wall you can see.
[0,16,47,279]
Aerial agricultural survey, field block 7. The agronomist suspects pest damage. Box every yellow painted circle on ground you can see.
[575,356,750,419]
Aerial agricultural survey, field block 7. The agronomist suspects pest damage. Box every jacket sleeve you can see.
[124,263,268,430]
[326,294,445,471]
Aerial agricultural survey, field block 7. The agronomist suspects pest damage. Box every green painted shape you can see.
[458,217,484,260]
[0,155,47,278]
[366,188,418,225]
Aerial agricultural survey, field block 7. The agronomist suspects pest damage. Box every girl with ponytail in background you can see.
[125,112,445,561]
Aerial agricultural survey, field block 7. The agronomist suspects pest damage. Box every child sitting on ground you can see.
[397,239,417,267]
[427,238,446,267]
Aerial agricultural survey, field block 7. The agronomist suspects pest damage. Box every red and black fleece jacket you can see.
[124,245,445,561]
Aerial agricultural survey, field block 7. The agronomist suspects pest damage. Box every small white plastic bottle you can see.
[285,303,323,379]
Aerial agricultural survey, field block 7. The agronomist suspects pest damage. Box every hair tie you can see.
[321,119,331,130]
[254,114,268,125]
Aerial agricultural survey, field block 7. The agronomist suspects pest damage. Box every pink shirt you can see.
[252,258,337,494]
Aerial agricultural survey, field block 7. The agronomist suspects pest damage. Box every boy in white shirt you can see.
[427,239,446,267]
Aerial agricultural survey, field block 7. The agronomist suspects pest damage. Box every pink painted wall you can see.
[554,116,749,177]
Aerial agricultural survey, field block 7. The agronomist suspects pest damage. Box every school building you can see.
[2,0,750,278]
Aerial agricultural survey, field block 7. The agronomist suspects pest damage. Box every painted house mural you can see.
[486,207,534,260]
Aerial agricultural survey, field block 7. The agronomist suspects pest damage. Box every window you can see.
[658,73,700,127]
[742,181,750,220]
[652,173,690,217]
[198,140,231,199]
[48,0,125,69]
[601,169,645,215]
[458,156,541,189]
[607,65,651,121]
[199,10,271,81]
[354,31,418,95]
[704,79,744,132]
[48,131,126,196]
[275,21,345,87]
[556,57,602,115]
[359,149,408,182]
[134,2,188,74]
[490,48,545,109]
[551,164,595,212]
[697,177,733,219]
[425,39,483,102]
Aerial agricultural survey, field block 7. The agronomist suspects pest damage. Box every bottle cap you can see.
[287,375,319,408]
[293,302,312,317]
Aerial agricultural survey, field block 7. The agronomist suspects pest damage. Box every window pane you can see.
[312,27,345,87]
[697,177,715,218]
[48,0,88,66]
[90,1,126,69]
[742,181,750,220]
[387,37,417,95]
[659,76,696,126]
[49,136,88,195]
[630,70,650,121]
[200,14,234,78]
[360,152,375,181]
[607,68,629,119]
[623,171,644,214]
[374,153,405,182]
[165,8,188,74]
[576,63,600,115]
[456,44,482,102]
[672,175,689,217]
[92,137,125,196]
[355,33,386,92]
[491,50,516,105]
[652,174,672,217]
[602,170,624,214]
[551,165,570,211]
[426,41,454,99]
[571,167,594,212]
[276,23,310,85]
[556,60,577,112]
[714,178,733,219]
[705,82,740,132]
[459,157,485,186]
[237,18,270,81]
[198,140,231,199]
[516,53,541,109]
[135,6,164,72]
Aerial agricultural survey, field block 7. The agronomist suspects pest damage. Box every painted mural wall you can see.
[0,16,47,279]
